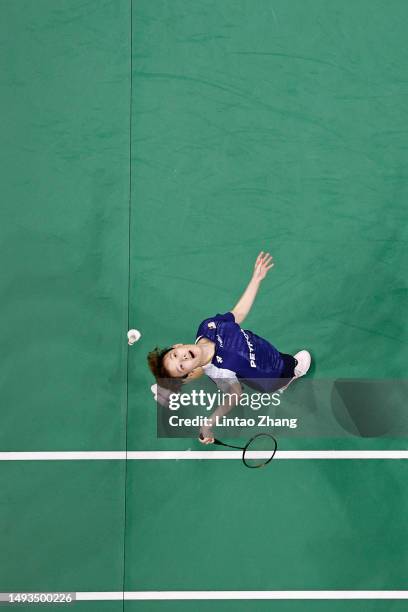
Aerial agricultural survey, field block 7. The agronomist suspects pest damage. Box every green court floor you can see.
[1,1,407,610]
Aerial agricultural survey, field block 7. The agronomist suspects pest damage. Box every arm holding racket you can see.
[231,251,274,325]
[199,381,243,444]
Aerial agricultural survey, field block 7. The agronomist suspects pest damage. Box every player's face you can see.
[163,343,201,378]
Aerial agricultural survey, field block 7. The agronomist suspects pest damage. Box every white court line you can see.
[75,590,408,600]
[0,450,408,460]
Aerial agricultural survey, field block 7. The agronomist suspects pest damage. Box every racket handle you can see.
[199,434,235,448]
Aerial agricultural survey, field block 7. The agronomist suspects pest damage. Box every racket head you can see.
[242,433,277,468]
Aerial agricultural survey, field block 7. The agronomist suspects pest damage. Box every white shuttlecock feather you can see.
[127,329,141,345]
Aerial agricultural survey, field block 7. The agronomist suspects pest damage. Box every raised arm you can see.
[231,251,274,325]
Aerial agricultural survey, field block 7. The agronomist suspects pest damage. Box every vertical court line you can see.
[122,1,133,610]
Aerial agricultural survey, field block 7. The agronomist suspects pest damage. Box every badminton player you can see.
[147,252,311,443]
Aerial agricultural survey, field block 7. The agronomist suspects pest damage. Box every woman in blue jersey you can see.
[147,252,311,443]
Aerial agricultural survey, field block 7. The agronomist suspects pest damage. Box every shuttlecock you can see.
[127,329,141,345]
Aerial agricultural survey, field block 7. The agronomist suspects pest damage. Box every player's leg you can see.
[279,352,298,378]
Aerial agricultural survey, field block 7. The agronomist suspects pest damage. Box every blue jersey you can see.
[195,312,285,392]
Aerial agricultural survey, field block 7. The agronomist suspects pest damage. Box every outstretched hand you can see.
[199,430,214,445]
[253,251,274,281]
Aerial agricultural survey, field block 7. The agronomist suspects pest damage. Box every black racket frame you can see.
[212,433,278,468]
